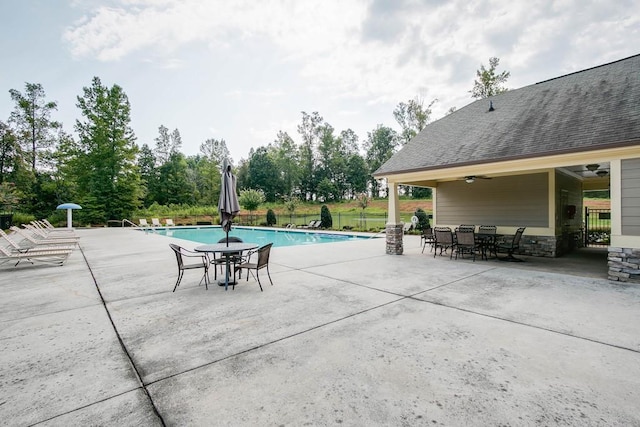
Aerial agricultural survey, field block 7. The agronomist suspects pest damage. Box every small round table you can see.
[195,243,258,290]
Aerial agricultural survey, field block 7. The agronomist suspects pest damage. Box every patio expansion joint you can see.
[408,292,640,357]
[79,247,167,427]
[145,296,409,388]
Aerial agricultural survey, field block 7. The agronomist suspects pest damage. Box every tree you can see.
[271,131,300,198]
[8,82,61,171]
[364,125,399,197]
[297,111,323,200]
[72,77,141,221]
[0,122,22,185]
[137,143,158,206]
[283,195,299,223]
[266,209,277,226]
[245,146,280,202]
[393,96,437,144]
[320,204,332,229]
[470,57,510,99]
[238,188,265,224]
[154,125,182,165]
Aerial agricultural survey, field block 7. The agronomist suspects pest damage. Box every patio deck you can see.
[1,228,639,425]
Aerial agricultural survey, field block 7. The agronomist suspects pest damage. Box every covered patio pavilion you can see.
[374,54,640,283]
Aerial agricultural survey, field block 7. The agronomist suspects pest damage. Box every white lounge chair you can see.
[29,221,76,237]
[11,226,79,246]
[23,224,80,241]
[1,229,76,252]
[34,220,76,234]
[0,243,72,266]
[139,219,150,228]
[152,218,162,227]
[165,219,175,226]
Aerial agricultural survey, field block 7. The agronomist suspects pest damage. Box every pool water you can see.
[154,226,374,248]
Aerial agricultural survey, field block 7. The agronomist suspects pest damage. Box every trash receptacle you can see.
[0,214,13,229]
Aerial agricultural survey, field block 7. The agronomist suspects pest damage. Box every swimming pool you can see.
[153,226,375,248]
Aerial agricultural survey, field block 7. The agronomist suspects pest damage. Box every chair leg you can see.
[173,270,184,292]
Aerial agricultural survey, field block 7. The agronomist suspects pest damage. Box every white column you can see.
[67,209,73,229]
[387,181,400,224]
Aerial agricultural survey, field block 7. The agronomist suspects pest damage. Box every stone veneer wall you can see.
[607,247,640,283]
[498,234,557,257]
[385,223,404,255]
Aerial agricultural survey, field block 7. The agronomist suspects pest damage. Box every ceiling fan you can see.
[463,175,492,183]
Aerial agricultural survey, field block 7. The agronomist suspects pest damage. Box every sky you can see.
[0,0,638,163]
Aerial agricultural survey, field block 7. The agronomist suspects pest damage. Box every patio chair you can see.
[211,237,245,280]
[497,227,526,262]
[234,243,274,291]
[420,227,435,253]
[139,218,149,228]
[11,226,79,246]
[403,222,413,234]
[1,229,76,252]
[24,223,79,240]
[165,219,175,226]
[35,219,76,234]
[0,244,72,267]
[454,228,477,261]
[152,218,162,227]
[478,225,497,259]
[169,243,209,291]
[433,227,455,259]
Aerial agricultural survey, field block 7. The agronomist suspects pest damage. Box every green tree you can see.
[246,146,280,202]
[393,96,437,144]
[266,208,277,226]
[470,57,510,99]
[8,82,61,172]
[414,207,430,231]
[239,188,265,224]
[320,204,332,229]
[283,195,299,223]
[346,153,368,198]
[271,131,300,197]
[137,143,157,206]
[72,76,141,221]
[364,125,398,197]
[156,152,194,205]
[0,122,23,185]
[297,111,323,200]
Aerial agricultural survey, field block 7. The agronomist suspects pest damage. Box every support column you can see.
[385,182,403,255]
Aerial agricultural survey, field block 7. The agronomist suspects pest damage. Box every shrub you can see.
[414,208,430,231]
[320,205,332,229]
[266,209,277,226]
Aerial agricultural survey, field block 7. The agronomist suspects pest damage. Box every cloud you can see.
[63,0,640,124]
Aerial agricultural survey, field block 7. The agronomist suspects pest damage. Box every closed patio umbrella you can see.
[218,159,240,245]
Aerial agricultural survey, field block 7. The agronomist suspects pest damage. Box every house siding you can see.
[435,173,548,227]
[622,158,640,236]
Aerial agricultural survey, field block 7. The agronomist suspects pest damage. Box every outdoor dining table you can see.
[195,242,258,290]
[475,233,497,260]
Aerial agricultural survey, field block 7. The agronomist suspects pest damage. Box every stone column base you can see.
[608,247,640,284]
[386,223,404,255]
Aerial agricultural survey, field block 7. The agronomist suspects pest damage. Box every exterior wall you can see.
[435,173,549,227]
[609,158,640,284]
[621,158,640,236]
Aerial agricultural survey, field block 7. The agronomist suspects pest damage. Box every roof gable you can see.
[375,54,640,176]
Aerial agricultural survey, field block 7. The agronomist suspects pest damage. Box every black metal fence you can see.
[584,207,611,246]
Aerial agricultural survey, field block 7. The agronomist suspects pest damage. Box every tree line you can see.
[0,59,508,223]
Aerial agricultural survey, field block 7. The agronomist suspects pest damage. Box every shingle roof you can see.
[374,54,640,176]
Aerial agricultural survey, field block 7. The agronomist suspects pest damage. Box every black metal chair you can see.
[211,236,244,280]
[421,227,435,253]
[455,228,477,261]
[497,227,526,261]
[478,225,497,259]
[433,227,455,259]
[234,243,274,291]
[169,243,209,292]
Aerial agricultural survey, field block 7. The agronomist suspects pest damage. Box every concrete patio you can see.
[1,228,639,426]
